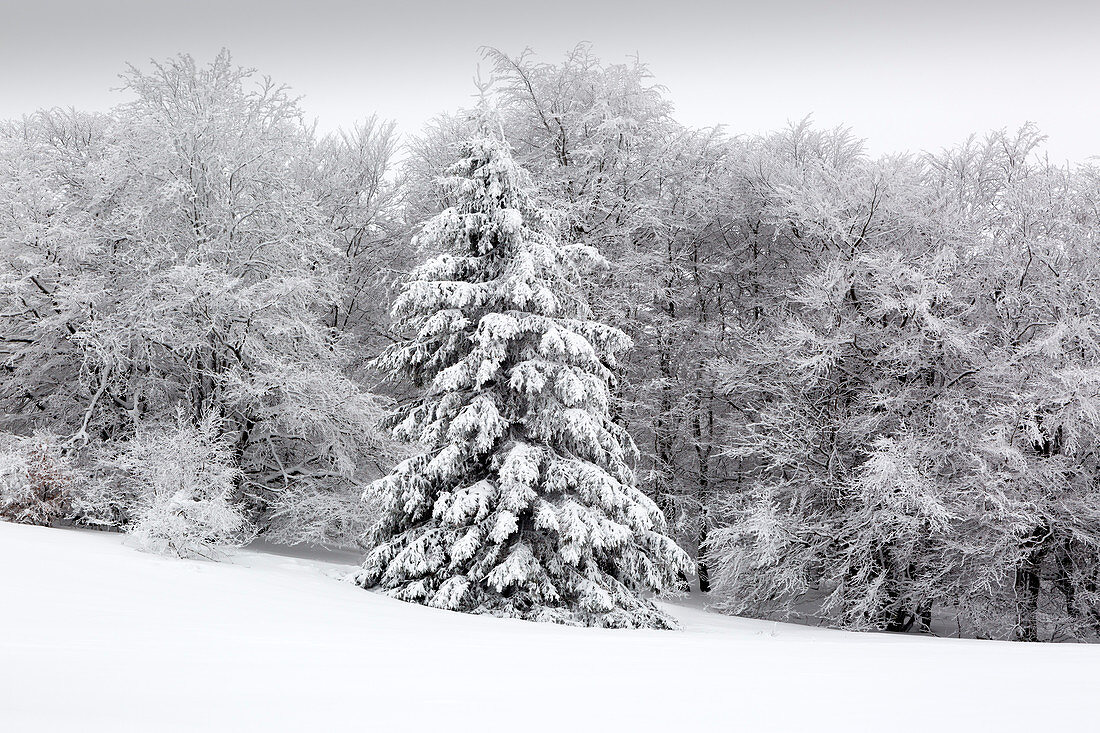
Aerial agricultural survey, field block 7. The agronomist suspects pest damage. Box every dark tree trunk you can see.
[691,380,714,593]
[1014,564,1041,642]
[1014,527,1047,642]
[1053,541,1078,621]
[697,522,711,592]
[917,604,932,633]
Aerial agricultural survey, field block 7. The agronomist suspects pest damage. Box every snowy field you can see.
[2,522,1096,732]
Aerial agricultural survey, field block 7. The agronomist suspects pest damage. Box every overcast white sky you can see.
[2,0,1098,161]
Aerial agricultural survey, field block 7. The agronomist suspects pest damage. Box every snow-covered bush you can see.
[117,414,253,559]
[263,477,379,550]
[68,466,137,531]
[0,434,74,526]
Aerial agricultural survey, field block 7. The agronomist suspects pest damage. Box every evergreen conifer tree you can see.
[357,135,690,628]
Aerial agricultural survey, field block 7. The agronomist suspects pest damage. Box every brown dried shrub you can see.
[0,438,74,526]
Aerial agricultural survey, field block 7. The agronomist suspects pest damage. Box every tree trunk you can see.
[697,522,711,592]
[691,379,714,592]
[1014,528,1047,642]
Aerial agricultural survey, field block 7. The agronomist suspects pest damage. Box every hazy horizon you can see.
[2,0,1098,161]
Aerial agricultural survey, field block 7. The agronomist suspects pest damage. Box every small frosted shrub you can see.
[263,477,378,550]
[120,413,253,559]
[0,434,74,526]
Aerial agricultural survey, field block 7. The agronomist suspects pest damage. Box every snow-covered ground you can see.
[2,522,1095,732]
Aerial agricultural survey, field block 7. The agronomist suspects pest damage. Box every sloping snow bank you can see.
[1,522,1095,732]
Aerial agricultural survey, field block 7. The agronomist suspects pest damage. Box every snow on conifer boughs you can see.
[357,136,690,628]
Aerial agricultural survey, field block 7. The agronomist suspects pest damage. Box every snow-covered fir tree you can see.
[357,134,690,628]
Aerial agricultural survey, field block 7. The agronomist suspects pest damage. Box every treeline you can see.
[3,47,1100,640]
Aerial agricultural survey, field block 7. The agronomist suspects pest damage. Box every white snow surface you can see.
[2,522,1096,732]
